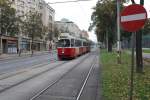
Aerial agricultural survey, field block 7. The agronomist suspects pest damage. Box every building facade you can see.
[11,0,55,28]
[0,0,55,54]
[81,30,89,39]
[55,19,82,38]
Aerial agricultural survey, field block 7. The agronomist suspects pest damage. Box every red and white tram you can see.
[57,33,90,60]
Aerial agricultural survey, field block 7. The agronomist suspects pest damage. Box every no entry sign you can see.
[121,4,147,32]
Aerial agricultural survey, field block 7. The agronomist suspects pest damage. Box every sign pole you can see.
[120,4,147,100]
[130,32,136,100]
[117,0,121,64]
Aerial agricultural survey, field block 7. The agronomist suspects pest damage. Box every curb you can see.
[0,51,52,61]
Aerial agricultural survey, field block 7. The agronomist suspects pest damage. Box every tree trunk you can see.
[108,38,112,52]
[136,31,143,73]
[31,34,34,57]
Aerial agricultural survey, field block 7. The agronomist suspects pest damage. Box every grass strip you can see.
[100,49,150,100]
[143,49,150,53]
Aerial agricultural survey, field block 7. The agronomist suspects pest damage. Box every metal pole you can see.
[130,32,135,100]
[18,25,22,56]
[0,37,2,55]
[0,8,1,35]
[0,8,1,55]
[117,0,121,63]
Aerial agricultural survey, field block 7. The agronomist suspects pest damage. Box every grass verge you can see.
[143,49,150,53]
[100,49,150,100]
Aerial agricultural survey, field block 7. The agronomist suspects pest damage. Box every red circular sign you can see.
[121,4,147,32]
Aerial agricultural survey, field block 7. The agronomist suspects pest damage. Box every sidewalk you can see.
[125,49,150,59]
[0,50,52,61]
[143,53,150,59]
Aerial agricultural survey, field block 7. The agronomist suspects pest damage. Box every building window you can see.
[49,15,52,21]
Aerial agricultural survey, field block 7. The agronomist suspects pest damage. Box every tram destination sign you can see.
[120,4,147,32]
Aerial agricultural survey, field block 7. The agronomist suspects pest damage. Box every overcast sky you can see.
[45,0,150,42]
[45,0,98,42]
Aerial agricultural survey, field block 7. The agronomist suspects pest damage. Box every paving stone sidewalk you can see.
[0,51,51,61]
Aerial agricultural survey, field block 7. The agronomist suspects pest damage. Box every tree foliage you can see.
[0,0,20,36]
[143,19,150,35]
[24,11,45,39]
[90,0,119,51]
[89,0,131,51]
[24,11,46,55]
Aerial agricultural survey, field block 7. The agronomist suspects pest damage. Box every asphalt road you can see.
[0,52,57,74]
[0,48,101,100]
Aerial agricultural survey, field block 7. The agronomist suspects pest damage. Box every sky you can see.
[45,0,150,42]
[45,0,98,42]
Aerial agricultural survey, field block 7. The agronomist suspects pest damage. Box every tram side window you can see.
[71,39,74,47]
[83,42,86,46]
[75,40,81,47]
[79,40,82,46]
[58,39,70,47]
[83,42,88,46]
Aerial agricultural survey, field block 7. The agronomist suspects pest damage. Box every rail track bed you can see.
[0,50,101,100]
[31,53,100,100]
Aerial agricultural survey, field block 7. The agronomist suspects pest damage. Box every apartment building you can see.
[55,19,82,38]
[0,0,55,54]
[11,0,55,27]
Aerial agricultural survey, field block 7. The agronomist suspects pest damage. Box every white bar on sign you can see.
[121,13,146,22]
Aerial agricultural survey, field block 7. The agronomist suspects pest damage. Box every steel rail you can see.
[0,59,57,80]
[30,54,92,100]
[0,61,68,93]
[76,57,96,100]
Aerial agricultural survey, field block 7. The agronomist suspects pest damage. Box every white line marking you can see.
[121,13,146,22]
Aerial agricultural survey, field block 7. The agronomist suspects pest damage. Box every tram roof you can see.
[59,33,90,42]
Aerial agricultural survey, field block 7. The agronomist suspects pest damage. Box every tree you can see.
[0,0,19,36]
[24,11,46,56]
[47,23,53,41]
[143,19,150,35]
[53,24,60,38]
[89,0,130,52]
[90,0,118,52]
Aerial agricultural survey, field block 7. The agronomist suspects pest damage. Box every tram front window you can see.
[58,39,70,47]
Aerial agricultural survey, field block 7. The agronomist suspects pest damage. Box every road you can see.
[0,48,101,100]
[0,52,57,74]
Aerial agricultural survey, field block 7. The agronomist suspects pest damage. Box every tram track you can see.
[0,54,90,95]
[30,54,97,100]
[76,57,97,100]
[0,61,67,93]
[0,53,57,76]
[0,59,57,81]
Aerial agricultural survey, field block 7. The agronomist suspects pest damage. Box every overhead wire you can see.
[76,1,92,30]
[48,0,92,4]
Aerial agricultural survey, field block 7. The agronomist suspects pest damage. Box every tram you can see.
[57,33,90,60]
